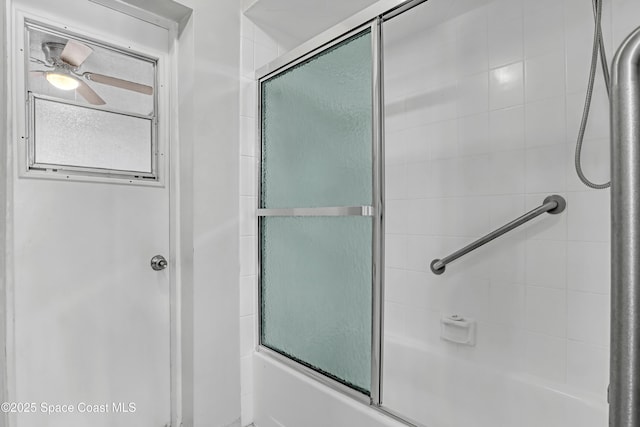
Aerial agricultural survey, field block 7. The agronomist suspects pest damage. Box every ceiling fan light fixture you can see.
[46,72,80,91]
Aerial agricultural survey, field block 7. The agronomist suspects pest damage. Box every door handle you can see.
[150,255,168,271]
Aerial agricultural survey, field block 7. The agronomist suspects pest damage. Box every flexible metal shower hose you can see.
[574,0,611,189]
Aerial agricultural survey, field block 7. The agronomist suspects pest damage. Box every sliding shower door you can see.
[258,27,379,395]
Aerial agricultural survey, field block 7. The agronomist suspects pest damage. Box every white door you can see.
[9,2,172,427]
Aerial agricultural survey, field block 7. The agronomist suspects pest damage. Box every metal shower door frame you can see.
[253,1,431,426]
[253,1,428,426]
[255,19,383,405]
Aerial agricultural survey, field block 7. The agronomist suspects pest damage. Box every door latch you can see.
[150,255,168,271]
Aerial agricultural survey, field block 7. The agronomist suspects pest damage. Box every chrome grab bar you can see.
[430,195,566,275]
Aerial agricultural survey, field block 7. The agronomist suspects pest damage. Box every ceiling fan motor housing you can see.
[42,42,69,68]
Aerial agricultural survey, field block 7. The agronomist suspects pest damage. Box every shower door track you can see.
[254,0,428,81]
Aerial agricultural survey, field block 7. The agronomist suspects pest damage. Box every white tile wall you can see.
[566,340,609,395]
[524,286,567,337]
[489,62,524,110]
[524,332,567,383]
[381,0,626,423]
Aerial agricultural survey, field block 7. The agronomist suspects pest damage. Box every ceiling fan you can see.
[30,39,154,106]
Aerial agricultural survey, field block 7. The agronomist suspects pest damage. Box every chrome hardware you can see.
[431,195,567,275]
[257,206,374,217]
[611,25,640,427]
[150,255,167,271]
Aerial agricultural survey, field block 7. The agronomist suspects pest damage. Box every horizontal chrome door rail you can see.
[430,195,566,275]
[257,206,374,217]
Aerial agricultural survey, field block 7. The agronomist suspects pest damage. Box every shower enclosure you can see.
[255,0,631,425]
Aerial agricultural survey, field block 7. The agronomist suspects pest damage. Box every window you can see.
[25,21,158,180]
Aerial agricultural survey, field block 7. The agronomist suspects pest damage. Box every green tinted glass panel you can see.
[261,30,372,209]
[260,216,372,393]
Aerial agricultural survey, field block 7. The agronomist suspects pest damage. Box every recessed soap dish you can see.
[440,314,476,346]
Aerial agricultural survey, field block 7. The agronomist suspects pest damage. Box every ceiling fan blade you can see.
[60,40,93,67]
[30,70,46,78]
[76,80,105,105]
[84,72,153,95]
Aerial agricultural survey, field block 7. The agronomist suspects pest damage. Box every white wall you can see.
[177,10,195,426]
[238,13,286,426]
[178,0,242,426]
[243,0,378,50]
[380,0,628,424]
[0,0,7,424]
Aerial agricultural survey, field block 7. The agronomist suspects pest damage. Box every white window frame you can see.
[13,13,168,187]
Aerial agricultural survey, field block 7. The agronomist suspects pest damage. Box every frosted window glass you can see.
[261,30,372,209]
[261,216,372,393]
[34,98,152,173]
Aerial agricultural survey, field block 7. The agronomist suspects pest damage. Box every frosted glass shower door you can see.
[259,29,374,394]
